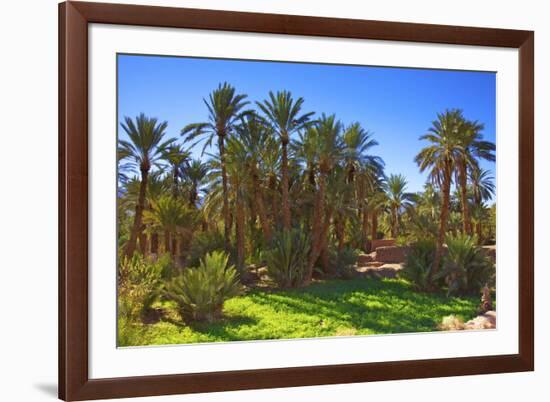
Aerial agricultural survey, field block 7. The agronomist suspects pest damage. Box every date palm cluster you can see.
[118,82,495,286]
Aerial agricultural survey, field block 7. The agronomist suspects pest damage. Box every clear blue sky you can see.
[118,54,496,195]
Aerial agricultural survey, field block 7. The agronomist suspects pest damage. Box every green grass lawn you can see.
[120,277,481,347]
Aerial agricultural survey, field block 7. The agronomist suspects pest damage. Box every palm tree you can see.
[327,166,352,253]
[342,122,384,249]
[453,116,495,235]
[342,122,383,184]
[185,159,209,208]
[384,174,414,238]
[224,137,250,272]
[415,109,463,278]
[257,91,314,230]
[143,195,196,258]
[234,114,274,242]
[366,188,387,250]
[118,113,171,257]
[161,144,190,198]
[470,166,496,206]
[182,82,249,251]
[415,182,441,221]
[304,114,343,284]
[469,166,495,241]
[262,136,281,226]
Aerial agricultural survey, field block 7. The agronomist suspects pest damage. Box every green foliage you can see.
[117,313,151,347]
[330,246,359,279]
[155,253,176,280]
[118,253,165,319]
[120,278,481,346]
[164,251,243,322]
[263,229,310,288]
[187,229,229,268]
[405,211,439,242]
[395,235,410,247]
[443,234,495,296]
[400,239,442,291]
[144,195,197,239]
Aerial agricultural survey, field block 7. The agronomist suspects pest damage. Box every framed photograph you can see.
[59,1,534,400]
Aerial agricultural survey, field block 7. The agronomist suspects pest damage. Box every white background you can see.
[0,0,546,401]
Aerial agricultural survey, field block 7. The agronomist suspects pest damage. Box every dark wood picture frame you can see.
[59,1,534,400]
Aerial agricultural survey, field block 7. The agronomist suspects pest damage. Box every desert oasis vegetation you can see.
[117,56,497,346]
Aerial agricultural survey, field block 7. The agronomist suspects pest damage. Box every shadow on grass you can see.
[137,278,481,345]
[245,278,479,334]
[162,314,259,341]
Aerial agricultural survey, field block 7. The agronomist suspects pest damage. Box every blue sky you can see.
[118,54,496,195]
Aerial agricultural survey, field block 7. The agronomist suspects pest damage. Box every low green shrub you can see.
[263,229,310,288]
[117,314,150,346]
[155,253,176,280]
[443,234,495,296]
[187,229,234,268]
[400,239,442,291]
[164,251,242,322]
[118,253,164,319]
[331,246,359,279]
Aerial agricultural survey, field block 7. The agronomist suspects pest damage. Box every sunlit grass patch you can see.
[119,277,481,347]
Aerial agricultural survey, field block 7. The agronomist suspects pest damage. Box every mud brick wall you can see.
[371,238,396,250]
[374,246,409,263]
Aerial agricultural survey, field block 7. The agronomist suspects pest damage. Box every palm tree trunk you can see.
[171,236,178,258]
[189,185,197,207]
[219,137,231,251]
[391,208,398,238]
[432,164,452,280]
[151,232,159,254]
[371,211,378,249]
[281,136,291,230]
[235,188,245,273]
[305,174,326,285]
[320,208,334,275]
[164,230,170,255]
[269,174,278,226]
[459,161,472,235]
[172,166,178,198]
[362,208,370,251]
[335,213,345,252]
[138,227,147,255]
[476,222,483,244]
[125,167,148,257]
[252,169,272,242]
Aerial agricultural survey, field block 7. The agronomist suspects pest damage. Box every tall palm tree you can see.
[327,166,352,253]
[384,174,414,238]
[342,122,384,248]
[257,90,314,230]
[415,109,463,278]
[415,182,441,221]
[342,122,383,184]
[366,188,387,250]
[234,114,274,242]
[469,166,495,241]
[470,166,496,206]
[161,144,190,198]
[303,114,343,284]
[224,137,251,272]
[118,113,171,257]
[453,116,495,235]
[185,159,209,208]
[182,82,249,251]
[262,136,281,226]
